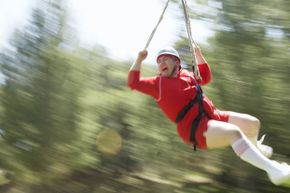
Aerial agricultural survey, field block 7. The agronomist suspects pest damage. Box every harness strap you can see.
[175,93,200,123]
[176,85,210,150]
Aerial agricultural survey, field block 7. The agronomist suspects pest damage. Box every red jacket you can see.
[127,63,218,144]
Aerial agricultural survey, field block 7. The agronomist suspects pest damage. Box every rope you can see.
[144,0,170,50]
[143,0,201,81]
[181,0,201,81]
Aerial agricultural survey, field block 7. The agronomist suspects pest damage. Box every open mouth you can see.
[162,67,168,72]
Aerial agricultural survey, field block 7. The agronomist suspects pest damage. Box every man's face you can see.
[157,55,178,77]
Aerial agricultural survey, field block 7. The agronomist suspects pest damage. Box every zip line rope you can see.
[144,0,202,81]
[181,0,201,81]
[144,0,170,50]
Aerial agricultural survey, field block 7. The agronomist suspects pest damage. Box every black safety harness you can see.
[175,85,210,150]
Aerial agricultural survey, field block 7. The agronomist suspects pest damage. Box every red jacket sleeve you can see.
[127,70,159,99]
[197,63,211,85]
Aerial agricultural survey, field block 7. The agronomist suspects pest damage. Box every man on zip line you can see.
[127,46,290,185]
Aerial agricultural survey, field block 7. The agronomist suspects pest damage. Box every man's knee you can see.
[229,125,243,143]
[249,116,261,131]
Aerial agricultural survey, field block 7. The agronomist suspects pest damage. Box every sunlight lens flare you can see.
[96,128,122,155]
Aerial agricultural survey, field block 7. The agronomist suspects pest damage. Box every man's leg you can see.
[204,120,290,185]
[228,112,273,157]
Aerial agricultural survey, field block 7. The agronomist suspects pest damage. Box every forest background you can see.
[0,0,290,192]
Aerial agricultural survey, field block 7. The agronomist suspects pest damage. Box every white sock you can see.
[231,136,278,175]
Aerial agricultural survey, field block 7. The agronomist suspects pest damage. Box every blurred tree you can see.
[207,0,290,155]
[0,0,91,185]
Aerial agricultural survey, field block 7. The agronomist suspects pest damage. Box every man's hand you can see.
[130,50,148,71]
[137,50,148,62]
[194,46,201,56]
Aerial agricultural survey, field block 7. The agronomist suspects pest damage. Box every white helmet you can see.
[156,47,181,63]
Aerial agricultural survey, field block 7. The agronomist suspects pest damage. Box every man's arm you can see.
[194,47,211,85]
[127,50,159,99]
[129,50,148,71]
[194,47,207,64]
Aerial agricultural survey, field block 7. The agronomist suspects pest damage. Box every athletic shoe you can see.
[257,134,273,158]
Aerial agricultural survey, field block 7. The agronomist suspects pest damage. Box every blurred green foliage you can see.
[0,0,289,192]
